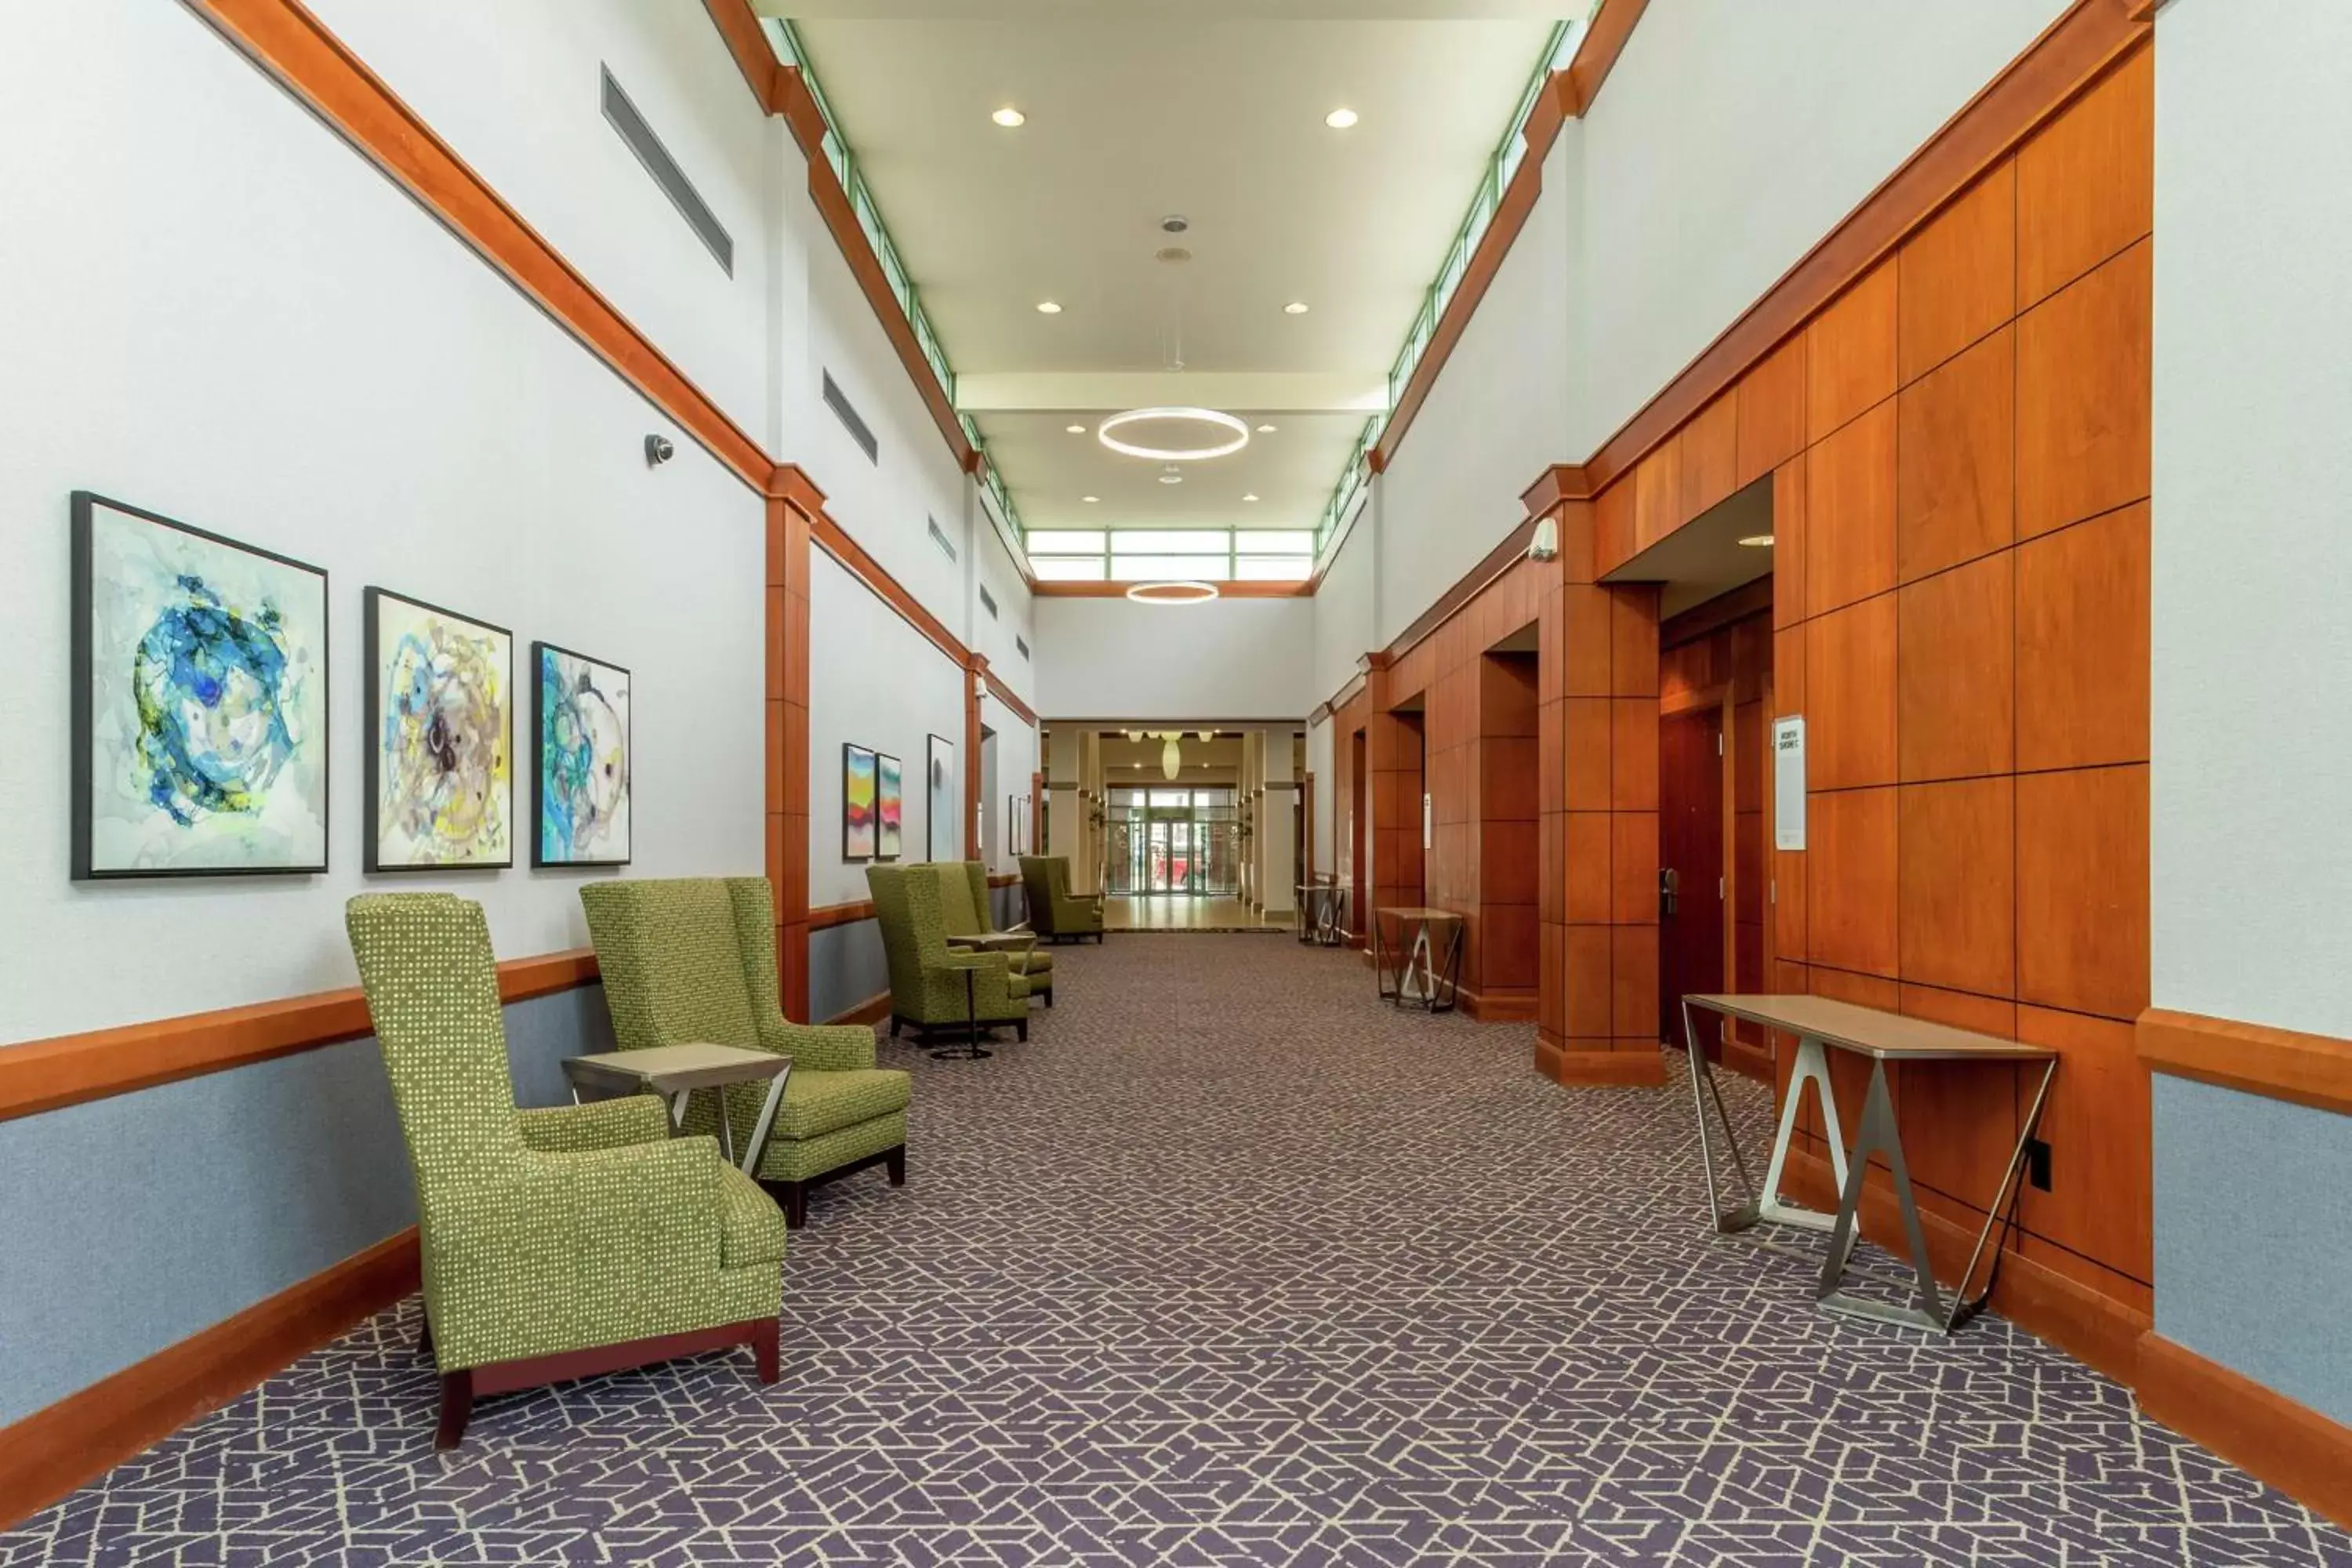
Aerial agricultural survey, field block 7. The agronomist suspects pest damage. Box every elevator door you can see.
[1659,708,1726,1049]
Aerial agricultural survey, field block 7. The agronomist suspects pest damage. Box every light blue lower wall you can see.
[810,919,888,1024]
[0,984,611,1428]
[2152,1073,2352,1427]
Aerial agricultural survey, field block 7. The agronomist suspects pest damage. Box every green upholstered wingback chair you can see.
[1022,855,1105,942]
[345,892,784,1449]
[869,863,1029,1044]
[579,877,909,1229]
[942,861,1051,1005]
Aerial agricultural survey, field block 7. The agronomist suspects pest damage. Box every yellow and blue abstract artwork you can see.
[365,587,512,871]
[72,492,329,878]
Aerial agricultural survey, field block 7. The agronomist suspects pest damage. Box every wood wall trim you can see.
[982,667,1040,728]
[1520,464,1595,518]
[0,1229,419,1530]
[1563,0,1651,118]
[810,875,1014,935]
[700,0,782,113]
[187,0,773,495]
[2136,1007,2352,1119]
[0,949,599,1125]
[1576,0,2148,498]
[810,509,970,667]
[1385,516,1541,662]
[2137,1334,2352,1531]
[1029,581,1313,599]
[823,991,892,1028]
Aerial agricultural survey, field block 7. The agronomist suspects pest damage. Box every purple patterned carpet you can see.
[6,935,2348,1566]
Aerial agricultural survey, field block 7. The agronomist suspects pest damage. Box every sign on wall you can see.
[1773,717,1806,852]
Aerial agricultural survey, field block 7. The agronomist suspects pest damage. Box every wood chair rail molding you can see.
[2136,1007,2352,1119]
[982,667,1040,728]
[811,873,1018,934]
[0,950,600,1124]
[0,1228,422,1530]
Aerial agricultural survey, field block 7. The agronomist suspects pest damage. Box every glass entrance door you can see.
[1145,821,1199,892]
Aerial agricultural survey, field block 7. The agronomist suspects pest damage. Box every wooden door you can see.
[1659,707,1726,1047]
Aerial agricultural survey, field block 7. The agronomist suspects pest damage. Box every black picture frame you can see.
[70,490,331,880]
[363,586,515,873]
[529,639,633,869]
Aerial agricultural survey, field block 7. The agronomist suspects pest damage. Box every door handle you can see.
[1659,866,1679,919]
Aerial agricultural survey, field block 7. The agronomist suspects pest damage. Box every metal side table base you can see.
[928,967,994,1062]
[1684,999,1849,1263]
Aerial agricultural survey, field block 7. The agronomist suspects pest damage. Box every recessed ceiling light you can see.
[1065,424,1087,434]
[992,107,1026,128]
[1243,494,1260,503]
[1159,474,1184,485]
[1283,301,1309,315]
[1036,300,1062,314]
[1325,108,1359,129]
[1083,495,1099,503]
[1256,423,1277,433]
[1738,533,1777,548]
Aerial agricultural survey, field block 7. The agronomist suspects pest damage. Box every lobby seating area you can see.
[1021,854,1107,943]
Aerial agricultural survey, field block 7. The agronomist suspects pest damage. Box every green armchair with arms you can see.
[1021,855,1105,943]
[939,861,1051,1006]
[869,863,1030,1050]
[579,877,909,1229]
[345,893,786,1449]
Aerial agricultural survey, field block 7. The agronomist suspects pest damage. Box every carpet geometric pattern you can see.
[6,935,2348,1566]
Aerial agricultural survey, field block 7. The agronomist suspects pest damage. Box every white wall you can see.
[806,553,971,904]
[1305,717,1337,875]
[1374,136,1573,647]
[1033,597,1316,721]
[1565,0,2068,457]
[303,0,780,442]
[980,698,1040,874]
[0,2,765,1044]
[972,500,1038,707]
[1311,504,1377,708]
[2150,0,2352,1036]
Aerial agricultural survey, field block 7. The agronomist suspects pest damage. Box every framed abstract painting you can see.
[876,753,903,860]
[364,587,513,872]
[531,641,631,867]
[71,492,330,878]
[843,744,877,860]
[926,733,957,862]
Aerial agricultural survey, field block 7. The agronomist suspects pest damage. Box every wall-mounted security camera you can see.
[1526,517,1559,562]
[644,434,675,467]
[1160,214,1190,234]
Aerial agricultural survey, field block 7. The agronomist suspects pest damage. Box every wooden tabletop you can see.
[1377,907,1463,924]
[1681,994,2056,1062]
[563,1042,789,1093]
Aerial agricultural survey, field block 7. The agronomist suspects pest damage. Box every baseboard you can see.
[0,1227,419,1530]
[1784,1149,2149,1381]
[1459,986,1539,1023]
[823,991,891,1027]
[2136,1333,2352,1532]
[1548,1048,1668,1087]
[1719,1036,1775,1083]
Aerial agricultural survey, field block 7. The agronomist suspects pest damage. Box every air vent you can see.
[1016,636,1030,661]
[822,372,878,463]
[979,585,999,619]
[601,67,733,276]
[927,516,957,562]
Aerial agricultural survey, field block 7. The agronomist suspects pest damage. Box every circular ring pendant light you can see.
[1124,581,1221,606]
[1096,407,1250,462]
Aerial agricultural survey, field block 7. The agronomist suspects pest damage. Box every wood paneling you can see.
[2015,241,2152,540]
[1805,596,1898,791]
[1806,263,1898,443]
[1738,338,1809,488]
[2137,1334,2352,1535]
[2015,765,2149,1020]
[2017,45,2154,310]
[2015,1004,2151,1279]
[1898,162,2016,384]
[1896,550,2014,782]
[1807,787,1898,980]
[1804,401,1897,617]
[2015,499,2150,771]
[1898,777,2016,998]
[1679,393,1740,521]
[2138,1009,2352,1121]
[1770,455,1807,631]
[0,1229,419,1529]
[1561,0,1650,117]
[1634,437,1684,554]
[1896,327,2015,583]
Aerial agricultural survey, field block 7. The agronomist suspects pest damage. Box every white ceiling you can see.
[778,11,1560,531]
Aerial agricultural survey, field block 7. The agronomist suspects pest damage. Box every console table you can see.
[1678,993,2058,1334]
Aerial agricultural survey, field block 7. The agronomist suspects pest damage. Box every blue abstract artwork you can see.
[532,641,631,866]
[73,493,329,877]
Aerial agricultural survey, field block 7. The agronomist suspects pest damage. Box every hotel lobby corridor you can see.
[6,936,2343,1567]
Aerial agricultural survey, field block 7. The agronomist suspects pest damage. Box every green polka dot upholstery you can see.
[868,864,1029,1029]
[952,862,1051,981]
[1022,855,1105,939]
[579,877,909,1186]
[344,893,780,1374]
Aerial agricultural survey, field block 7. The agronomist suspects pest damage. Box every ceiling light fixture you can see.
[1325,108,1359,129]
[1243,494,1260,503]
[1256,423,1277,433]
[1738,533,1777,548]
[1159,474,1184,485]
[1065,423,1087,434]
[1083,495,1100,503]
[1125,581,1221,606]
[1036,300,1062,314]
[993,107,1026,128]
[1097,406,1250,461]
[1283,301,1310,315]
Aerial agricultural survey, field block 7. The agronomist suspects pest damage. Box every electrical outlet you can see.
[2025,1138,2053,1192]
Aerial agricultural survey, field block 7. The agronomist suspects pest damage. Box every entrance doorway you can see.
[1659,705,1726,1051]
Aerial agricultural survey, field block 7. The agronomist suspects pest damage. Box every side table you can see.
[561,1043,792,1177]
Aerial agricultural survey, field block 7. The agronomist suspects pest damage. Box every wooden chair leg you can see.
[779,1182,808,1229]
[418,1312,434,1364]
[435,1370,474,1450]
[1016,1018,1029,1043]
[886,1145,906,1185]
[889,1017,902,1038]
[750,1319,780,1385]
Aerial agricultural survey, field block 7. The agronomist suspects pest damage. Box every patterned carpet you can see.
[7,935,2349,1566]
